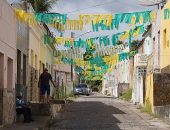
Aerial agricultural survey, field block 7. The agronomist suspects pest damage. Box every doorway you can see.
[0,52,4,125]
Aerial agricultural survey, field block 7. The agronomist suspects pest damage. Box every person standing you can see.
[38,68,55,103]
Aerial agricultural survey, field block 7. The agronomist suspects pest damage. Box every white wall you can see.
[144,32,153,55]
[152,9,161,68]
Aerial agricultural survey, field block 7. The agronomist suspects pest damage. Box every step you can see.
[30,100,65,117]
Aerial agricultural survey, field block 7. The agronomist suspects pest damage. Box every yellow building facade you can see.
[28,6,55,102]
[144,1,170,113]
[161,0,170,71]
[29,23,55,102]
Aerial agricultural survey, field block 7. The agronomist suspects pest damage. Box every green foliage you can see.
[22,0,58,13]
[140,98,152,113]
[140,99,160,118]
[120,89,132,101]
[86,80,102,92]
[130,40,141,51]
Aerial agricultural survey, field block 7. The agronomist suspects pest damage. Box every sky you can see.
[8,0,156,40]
[49,0,156,39]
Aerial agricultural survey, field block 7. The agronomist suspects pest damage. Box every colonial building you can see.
[11,2,29,101]
[12,2,57,102]
[132,25,152,105]
[0,0,17,125]
[145,9,161,112]
[28,5,56,102]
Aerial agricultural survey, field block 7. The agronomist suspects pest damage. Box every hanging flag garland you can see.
[14,8,154,80]
[15,9,154,32]
[52,24,145,49]
[34,13,67,25]
[79,14,113,26]
[15,9,37,26]
[164,8,170,19]
[92,11,155,32]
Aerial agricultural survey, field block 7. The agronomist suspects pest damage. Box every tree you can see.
[138,0,166,8]
[22,0,58,13]
[130,40,141,51]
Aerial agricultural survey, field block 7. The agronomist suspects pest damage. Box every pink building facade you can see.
[0,0,17,125]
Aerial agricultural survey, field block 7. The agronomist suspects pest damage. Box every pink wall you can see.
[0,0,16,89]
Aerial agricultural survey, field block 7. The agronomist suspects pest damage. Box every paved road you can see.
[50,93,170,130]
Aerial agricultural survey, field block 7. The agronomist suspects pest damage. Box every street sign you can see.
[134,54,148,67]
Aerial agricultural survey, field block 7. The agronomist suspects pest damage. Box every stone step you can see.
[30,100,65,117]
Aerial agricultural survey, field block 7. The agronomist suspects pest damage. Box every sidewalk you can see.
[0,116,50,130]
[114,98,170,129]
[92,93,170,129]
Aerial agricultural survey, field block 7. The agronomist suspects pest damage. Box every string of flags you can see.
[14,7,170,80]
[15,9,156,31]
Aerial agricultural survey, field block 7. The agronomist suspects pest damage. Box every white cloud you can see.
[50,0,156,39]
[8,0,156,40]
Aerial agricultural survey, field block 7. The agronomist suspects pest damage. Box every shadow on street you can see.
[50,100,126,130]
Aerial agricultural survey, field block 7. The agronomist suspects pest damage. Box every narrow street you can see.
[50,93,170,130]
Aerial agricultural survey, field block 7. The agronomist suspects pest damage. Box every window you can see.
[46,63,48,69]
[39,61,42,74]
[35,54,37,69]
[49,65,51,73]
[30,50,34,66]
[23,54,26,86]
[153,37,155,53]
[0,52,4,89]
[163,29,167,48]
[42,63,45,71]
[7,57,13,91]
[17,50,21,84]
[158,31,160,66]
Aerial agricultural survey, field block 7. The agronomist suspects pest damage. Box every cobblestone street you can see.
[50,93,170,130]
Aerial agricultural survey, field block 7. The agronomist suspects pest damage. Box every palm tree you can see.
[22,0,58,13]
[138,0,166,8]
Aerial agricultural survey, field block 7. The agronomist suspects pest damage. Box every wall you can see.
[161,1,170,70]
[152,9,161,69]
[153,73,170,106]
[118,83,129,97]
[0,0,16,125]
[112,69,119,97]
[54,64,71,73]
[53,64,73,99]
[147,5,170,119]
[143,30,153,55]
[145,74,154,112]
[153,73,170,122]
[143,9,161,112]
